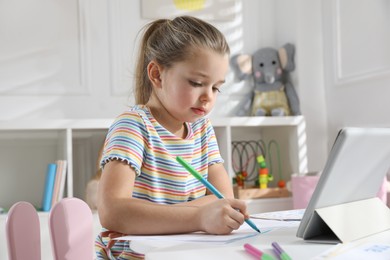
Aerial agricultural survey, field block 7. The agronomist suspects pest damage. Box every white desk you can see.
[130,222,390,260]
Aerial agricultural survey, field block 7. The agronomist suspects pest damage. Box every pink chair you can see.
[49,197,94,260]
[6,201,41,260]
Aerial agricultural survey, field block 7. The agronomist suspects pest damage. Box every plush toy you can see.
[231,43,301,116]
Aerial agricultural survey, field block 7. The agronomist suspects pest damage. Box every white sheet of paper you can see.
[251,209,305,221]
[312,242,390,260]
[115,230,258,244]
[114,218,298,244]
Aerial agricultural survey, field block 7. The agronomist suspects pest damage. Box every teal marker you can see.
[176,156,261,233]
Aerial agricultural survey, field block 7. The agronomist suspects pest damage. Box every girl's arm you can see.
[206,163,235,198]
[176,163,237,206]
[97,160,247,235]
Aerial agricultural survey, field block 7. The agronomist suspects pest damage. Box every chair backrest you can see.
[6,201,41,260]
[49,197,94,260]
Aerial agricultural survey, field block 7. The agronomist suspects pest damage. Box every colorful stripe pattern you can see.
[95,105,223,259]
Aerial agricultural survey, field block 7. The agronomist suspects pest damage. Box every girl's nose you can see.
[200,88,213,102]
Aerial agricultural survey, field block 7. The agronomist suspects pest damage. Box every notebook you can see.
[296,127,390,243]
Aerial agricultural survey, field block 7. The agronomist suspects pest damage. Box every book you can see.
[57,160,67,203]
[51,160,62,207]
[51,160,68,207]
[41,163,57,212]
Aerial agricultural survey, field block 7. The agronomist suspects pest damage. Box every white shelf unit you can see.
[212,116,307,182]
[211,116,308,213]
[0,119,113,210]
[0,116,307,212]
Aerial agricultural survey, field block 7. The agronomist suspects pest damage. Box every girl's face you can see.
[157,48,229,123]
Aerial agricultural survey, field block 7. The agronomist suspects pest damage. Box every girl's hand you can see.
[197,198,249,235]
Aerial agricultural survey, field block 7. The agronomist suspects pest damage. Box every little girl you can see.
[95,15,250,259]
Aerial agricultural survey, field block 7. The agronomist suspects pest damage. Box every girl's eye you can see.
[189,80,202,87]
[213,87,221,93]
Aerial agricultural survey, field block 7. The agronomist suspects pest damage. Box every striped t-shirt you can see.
[95,105,224,259]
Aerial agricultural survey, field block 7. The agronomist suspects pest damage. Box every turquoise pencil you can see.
[176,156,261,233]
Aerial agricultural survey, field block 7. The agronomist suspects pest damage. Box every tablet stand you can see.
[303,197,390,243]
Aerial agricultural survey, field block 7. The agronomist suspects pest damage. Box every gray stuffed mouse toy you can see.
[231,43,301,116]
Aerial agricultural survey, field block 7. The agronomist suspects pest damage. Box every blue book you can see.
[41,163,57,212]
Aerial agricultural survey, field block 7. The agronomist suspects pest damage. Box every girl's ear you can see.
[147,60,162,88]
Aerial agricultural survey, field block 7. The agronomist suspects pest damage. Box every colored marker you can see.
[176,156,261,233]
[244,243,276,260]
[272,242,292,260]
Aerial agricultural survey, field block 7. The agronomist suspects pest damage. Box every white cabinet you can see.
[0,119,112,210]
[0,120,109,260]
[0,116,306,258]
[0,116,307,213]
[212,116,307,180]
[212,116,308,213]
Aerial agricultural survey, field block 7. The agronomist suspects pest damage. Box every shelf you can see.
[211,116,308,190]
[0,116,307,213]
[0,120,111,210]
[210,116,305,127]
[245,197,293,214]
[0,119,114,130]
[234,187,290,200]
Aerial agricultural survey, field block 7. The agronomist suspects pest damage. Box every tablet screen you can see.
[297,127,390,241]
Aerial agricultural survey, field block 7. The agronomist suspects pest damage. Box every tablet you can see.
[296,127,390,243]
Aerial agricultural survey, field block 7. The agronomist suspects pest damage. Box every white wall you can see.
[4,0,390,173]
[0,0,330,172]
[322,0,390,142]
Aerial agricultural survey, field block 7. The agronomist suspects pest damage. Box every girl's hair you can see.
[134,16,230,104]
